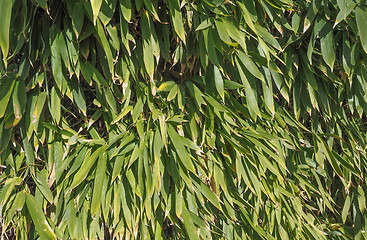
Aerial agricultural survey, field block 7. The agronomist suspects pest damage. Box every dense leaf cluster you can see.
[1,0,367,239]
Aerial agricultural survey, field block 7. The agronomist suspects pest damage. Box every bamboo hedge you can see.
[1,0,367,239]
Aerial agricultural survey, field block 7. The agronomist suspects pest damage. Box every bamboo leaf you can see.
[12,78,27,125]
[214,65,224,100]
[236,57,261,119]
[91,0,103,25]
[141,11,155,79]
[159,115,168,152]
[91,152,107,216]
[182,207,200,240]
[2,1,367,239]
[66,200,78,239]
[238,51,265,82]
[168,0,185,43]
[50,87,61,124]
[32,91,47,126]
[158,81,176,91]
[34,169,53,203]
[167,84,178,101]
[0,0,13,65]
[356,6,367,54]
[120,0,131,21]
[320,22,335,70]
[0,177,22,210]
[317,135,344,179]
[26,194,56,240]
[196,18,213,31]
[69,145,105,190]
[112,105,133,124]
[167,124,195,172]
[0,76,15,118]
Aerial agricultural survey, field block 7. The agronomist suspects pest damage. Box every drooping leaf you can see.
[356,6,367,54]
[214,65,224,100]
[168,0,185,43]
[69,145,106,190]
[50,87,61,124]
[91,152,107,216]
[320,22,335,70]
[0,0,13,65]
[0,75,15,118]
[91,0,103,25]
[167,124,195,172]
[26,194,56,240]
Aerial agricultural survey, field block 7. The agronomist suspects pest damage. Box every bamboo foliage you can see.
[0,0,367,239]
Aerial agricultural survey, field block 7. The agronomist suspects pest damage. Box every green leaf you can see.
[132,97,144,122]
[32,91,47,126]
[335,0,354,26]
[303,1,318,33]
[159,115,168,152]
[320,22,335,70]
[177,85,185,109]
[34,169,53,203]
[196,18,213,31]
[0,177,22,210]
[238,51,265,82]
[167,124,195,172]
[342,195,351,224]
[293,79,301,119]
[236,57,261,120]
[168,0,185,43]
[358,186,365,213]
[262,68,275,115]
[167,84,178,101]
[182,207,200,240]
[53,140,65,182]
[71,78,87,116]
[203,28,220,67]
[12,78,27,124]
[69,1,84,38]
[5,191,26,226]
[141,10,155,79]
[317,135,344,179]
[91,0,103,24]
[26,194,56,240]
[356,6,367,54]
[91,152,107,216]
[50,26,65,92]
[34,0,47,8]
[69,145,105,190]
[0,0,13,64]
[66,200,78,239]
[104,86,117,113]
[50,87,61,124]
[112,105,133,124]
[120,0,131,21]
[204,95,227,112]
[186,81,206,106]
[238,2,257,34]
[0,76,15,118]
[215,19,232,44]
[219,18,247,51]
[2,1,367,239]
[214,65,224,100]
[254,24,282,51]
[95,20,114,77]
[158,81,176,91]
[98,0,117,25]
[128,137,147,168]
[193,177,222,211]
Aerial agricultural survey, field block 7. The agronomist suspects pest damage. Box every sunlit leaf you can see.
[26,194,56,240]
